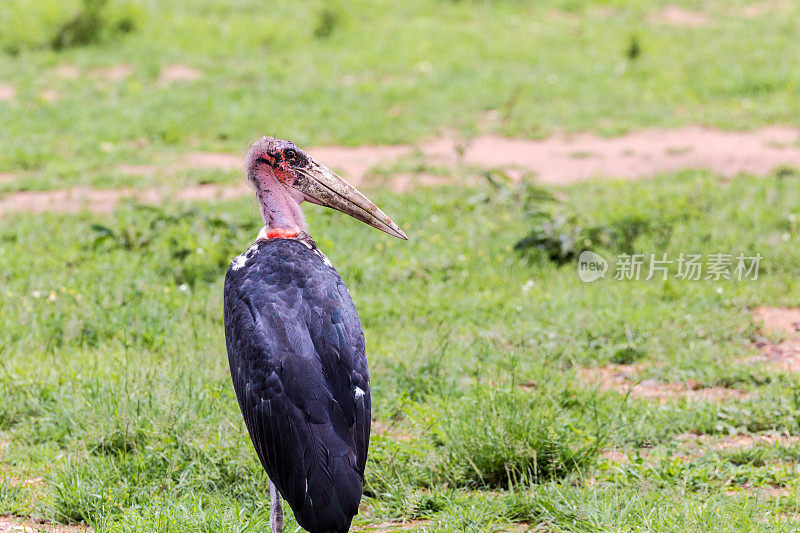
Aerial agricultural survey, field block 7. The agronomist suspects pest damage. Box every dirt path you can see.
[2,126,800,216]
[0,184,251,215]
[441,126,800,183]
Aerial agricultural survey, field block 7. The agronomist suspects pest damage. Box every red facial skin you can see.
[252,141,299,187]
[272,153,297,187]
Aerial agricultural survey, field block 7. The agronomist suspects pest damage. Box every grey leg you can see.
[270,480,284,533]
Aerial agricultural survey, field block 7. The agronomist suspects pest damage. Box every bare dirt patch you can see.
[177,152,240,171]
[650,5,711,27]
[38,90,59,103]
[436,127,800,184]
[116,152,241,178]
[371,421,414,442]
[353,520,422,532]
[174,183,249,202]
[0,173,17,185]
[115,163,159,177]
[742,0,790,18]
[753,307,800,335]
[752,307,800,372]
[675,432,800,451]
[2,476,44,488]
[603,433,800,465]
[54,65,80,80]
[379,172,464,193]
[579,364,747,403]
[89,64,133,82]
[309,145,411,182]
[600,450,634,463]
[0,85,16,102]
[5,126,800,215]
[0,184,251,217]
[756,340,800,372]
[158,64,202,83]
[726,486,791,498]
[0,517,90,533]
[0,187,133,215]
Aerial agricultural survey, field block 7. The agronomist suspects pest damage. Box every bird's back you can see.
[224,236,371,533]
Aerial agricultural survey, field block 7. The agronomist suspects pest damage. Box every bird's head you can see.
[246,137,407,240]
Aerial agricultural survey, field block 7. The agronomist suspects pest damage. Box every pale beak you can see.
[292,160,408,240]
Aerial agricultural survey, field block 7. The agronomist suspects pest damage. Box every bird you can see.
[223,137,407,533]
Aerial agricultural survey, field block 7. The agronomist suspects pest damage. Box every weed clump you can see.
[52,0,141,50]
[512,184,676,264]
[432,387,604,488]
[514,212,607,264]
[626,34,641,61]
[1,0,142,53]
[51,0,108,50]
[313,8,339,38]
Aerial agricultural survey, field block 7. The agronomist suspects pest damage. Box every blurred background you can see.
[2,1,800,531]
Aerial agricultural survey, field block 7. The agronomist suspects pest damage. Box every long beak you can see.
[293,160,408,240]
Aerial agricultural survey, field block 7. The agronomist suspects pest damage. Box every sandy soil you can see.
[3,126,800,216]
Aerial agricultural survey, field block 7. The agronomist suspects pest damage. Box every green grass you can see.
[3,0,800,530]
[2,170,800,530]
[1,0,800,192]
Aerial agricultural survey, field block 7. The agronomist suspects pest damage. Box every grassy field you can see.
[1,0,800,192]
[3,0,800,531]
[3,171,800,531]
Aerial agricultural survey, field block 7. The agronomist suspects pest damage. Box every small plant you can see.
[313,8,339,38]
[51,0,109,50]
[514,212,606,264]
[626,34,641,60]
[610,214,650,255]
[49,0,142,51]
[513,185,672,264]
[610,346,644,365]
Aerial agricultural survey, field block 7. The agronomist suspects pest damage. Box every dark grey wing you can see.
[224,239,370,533]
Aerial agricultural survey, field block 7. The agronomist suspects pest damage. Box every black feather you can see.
[224,238,371,533]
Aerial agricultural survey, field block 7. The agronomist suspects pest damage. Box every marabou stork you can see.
[224,137,406,533]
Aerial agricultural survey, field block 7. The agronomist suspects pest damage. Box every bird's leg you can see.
[270,480,284,533]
